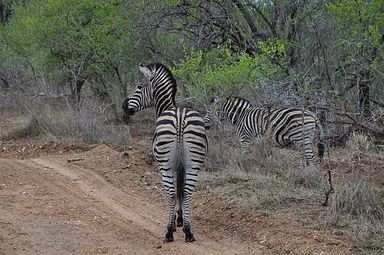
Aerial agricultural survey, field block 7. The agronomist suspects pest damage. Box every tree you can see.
[328,0,384,120]
[2,0,149,108]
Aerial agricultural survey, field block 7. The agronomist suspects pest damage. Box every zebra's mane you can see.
[147,62,177,110]
[147,63,177,88]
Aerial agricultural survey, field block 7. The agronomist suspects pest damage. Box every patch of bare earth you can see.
[0,144,264,255]
[0,143,364,254]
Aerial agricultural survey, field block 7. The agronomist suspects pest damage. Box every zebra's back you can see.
[239,107,319,146]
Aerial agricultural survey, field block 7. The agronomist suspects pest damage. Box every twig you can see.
[369,97,384,108]
[322,169,334,206]
[67,158,84,163]
[30,93,46,100]
[322,148,334,206]
[335,112,384,135]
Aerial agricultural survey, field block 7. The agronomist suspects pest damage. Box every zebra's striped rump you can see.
[220,96,325,167]
[153,108,208,242]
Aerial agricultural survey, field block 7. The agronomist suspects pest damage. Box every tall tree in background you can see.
[2,0,150,109]
[328,0,384,120]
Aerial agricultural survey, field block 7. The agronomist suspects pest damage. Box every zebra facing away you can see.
[209,96,325,167]
[122,63,208,242]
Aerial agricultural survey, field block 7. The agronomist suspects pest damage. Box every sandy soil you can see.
[0,144,268,255]
[0,143,363,255]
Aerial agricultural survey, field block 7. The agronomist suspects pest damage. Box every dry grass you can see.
[0,115,41,141]
[325,170,384,252]
[200,126,328,213]
[199,125,384,252]
[36,99,131,144]
[1,93,131,144]
[345,132,373,161]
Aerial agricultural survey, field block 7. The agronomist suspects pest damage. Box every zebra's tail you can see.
[316,120,325,160]
[176,160,185,214]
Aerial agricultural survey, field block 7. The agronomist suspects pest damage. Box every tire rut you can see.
[2,157,265,255]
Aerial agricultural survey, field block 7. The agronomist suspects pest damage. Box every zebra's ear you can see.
[139,64,153,79]
[209,96,219,103]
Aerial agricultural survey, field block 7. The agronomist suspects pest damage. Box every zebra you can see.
[122,63,208,242]
[202,96,221,130]
[209,96,325,167]
[203,112,212,130]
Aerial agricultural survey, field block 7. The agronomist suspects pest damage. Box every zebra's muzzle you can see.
[126,108,135,116]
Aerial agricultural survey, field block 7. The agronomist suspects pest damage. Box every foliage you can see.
[326,0,384,112]
[172,44,284,103]
[6,1,128,75]
[1,0,153,103]
[327,0,384,43]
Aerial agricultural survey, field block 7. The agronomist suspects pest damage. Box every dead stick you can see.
[322,169,334,206]
[67,158,84,163]
[322,147,334,206]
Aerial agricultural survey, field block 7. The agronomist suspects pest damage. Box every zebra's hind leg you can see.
[293,131,317,169]
[164,190,176,242]
[181,171,197,242]
[182,191,196,242]
[162,174,176,242]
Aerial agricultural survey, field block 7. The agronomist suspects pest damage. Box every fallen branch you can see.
[322,169,334,206]
[67,158,84,163]
[369,97,384,108]
[334,112,384,136]
[322,147,334,207]
[30,93,46,100]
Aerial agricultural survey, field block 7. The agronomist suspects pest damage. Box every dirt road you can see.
[0,145,266,255]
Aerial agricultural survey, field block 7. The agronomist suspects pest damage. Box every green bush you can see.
[172,44,284,104]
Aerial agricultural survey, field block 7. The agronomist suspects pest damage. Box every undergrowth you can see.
[199,126,384,252]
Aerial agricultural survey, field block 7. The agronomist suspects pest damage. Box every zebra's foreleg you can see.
[292,131,317,168]
[239,136,251,155]
[303,132,317,167]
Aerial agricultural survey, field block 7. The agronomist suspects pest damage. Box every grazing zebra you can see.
[211,96,325,167]
[203,113,212,130]
[122,63,208,242]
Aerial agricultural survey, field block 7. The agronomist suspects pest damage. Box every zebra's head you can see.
[122,83,154,116]
[138,62,177,116]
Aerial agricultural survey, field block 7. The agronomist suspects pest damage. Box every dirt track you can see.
[0,146,266,255]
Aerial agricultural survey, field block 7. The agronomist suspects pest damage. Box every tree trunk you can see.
[69,79,85,107]
[358,79,371,120]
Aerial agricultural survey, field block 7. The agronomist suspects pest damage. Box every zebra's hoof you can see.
[183,226,195,242]
[185,233,196,242]
[164,232,174,242]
